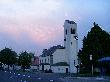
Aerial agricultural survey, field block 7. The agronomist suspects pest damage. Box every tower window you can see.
[71,42,72,45]
[71,28,75,34]
[64,38,66,41]
[66,29,67,34]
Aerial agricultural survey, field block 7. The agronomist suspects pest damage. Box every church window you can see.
[71,42,72,45]
[74,60,75,66]
[48,58,49,63]
[66,29,67,34]
[71,28,75,34]
[64,38,66,41]
[45,59,46,63]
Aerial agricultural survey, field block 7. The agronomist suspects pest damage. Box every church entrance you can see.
[66,68,68,73]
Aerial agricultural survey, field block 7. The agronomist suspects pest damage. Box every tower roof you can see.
[65,20,76,24]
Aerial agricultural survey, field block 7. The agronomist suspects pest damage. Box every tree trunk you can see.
[23,66,25,72]
[13,64,14,70]
[8,65,9,71]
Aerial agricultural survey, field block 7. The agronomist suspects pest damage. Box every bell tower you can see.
[64,20,78,73]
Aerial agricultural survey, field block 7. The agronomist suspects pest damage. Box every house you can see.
[31,56,39,71]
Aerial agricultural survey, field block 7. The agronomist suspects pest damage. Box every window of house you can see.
[40,60,41,63]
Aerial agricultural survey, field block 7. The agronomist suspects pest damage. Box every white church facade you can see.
[39,20,78,73]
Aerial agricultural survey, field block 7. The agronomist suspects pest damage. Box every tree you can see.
[18,51,32,72]
[78,22,110,72]
[0,48,17,70]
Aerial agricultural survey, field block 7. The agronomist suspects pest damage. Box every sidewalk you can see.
[61,76,110,82]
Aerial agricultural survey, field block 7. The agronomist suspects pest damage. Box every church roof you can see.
[52,62,69,66]
[40,63,50,65]
[41,45,64,57]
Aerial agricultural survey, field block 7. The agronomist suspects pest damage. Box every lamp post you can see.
[90,55,93,75]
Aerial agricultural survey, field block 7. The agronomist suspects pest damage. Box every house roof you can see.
[98,57,110,62]
[52,62,69,66]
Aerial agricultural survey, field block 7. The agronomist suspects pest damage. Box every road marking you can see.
[28,76,30,78]
[96,77,104,80]
[38,77,41,80]
[50,79,54,82]
[18,74,20,76]
[23,75,26,77]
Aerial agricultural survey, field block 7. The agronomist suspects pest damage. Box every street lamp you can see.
[90,55,93,75]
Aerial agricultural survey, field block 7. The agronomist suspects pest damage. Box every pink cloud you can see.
[0,16,63,46]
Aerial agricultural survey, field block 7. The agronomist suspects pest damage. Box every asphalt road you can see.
[0,71,110,82]
[0,71,63,82]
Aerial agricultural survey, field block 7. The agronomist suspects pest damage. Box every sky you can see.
[0,0,110,55]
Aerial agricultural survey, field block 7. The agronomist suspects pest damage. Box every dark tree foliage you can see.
[18,51,32,72]
[78,22,110,70]
[0,48,17,70]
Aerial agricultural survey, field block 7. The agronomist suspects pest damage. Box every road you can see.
[0,71,110,82]
[0,71,63,82]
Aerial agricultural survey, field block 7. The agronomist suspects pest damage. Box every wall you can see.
[52,49,68,64]
[51,66,69,73]
[44,65,50,70]
[39,56,50,64]
[31,66,38,70]
[39,64,50,71]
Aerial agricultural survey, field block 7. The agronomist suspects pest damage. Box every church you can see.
[39,20,78,73]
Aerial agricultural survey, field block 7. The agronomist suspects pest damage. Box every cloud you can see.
[0,0,109,54]
[0,0,62,18]
[0,0,63,42]
[0,0,15,4]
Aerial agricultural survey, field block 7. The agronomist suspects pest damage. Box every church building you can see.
[39,20,78,73]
